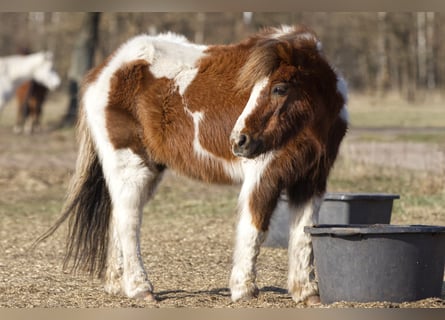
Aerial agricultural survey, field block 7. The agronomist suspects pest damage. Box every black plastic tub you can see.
[318,193,400,224]
[305,224,445,304]
[264,193,400,247]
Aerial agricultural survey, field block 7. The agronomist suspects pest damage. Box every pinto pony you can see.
[0,51,60,110]
[37,25,348,304]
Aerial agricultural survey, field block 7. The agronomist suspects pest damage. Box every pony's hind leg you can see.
[104,219,124,295]
[103,148,164,300]
[13,100,26,134]
[287,195,322,304]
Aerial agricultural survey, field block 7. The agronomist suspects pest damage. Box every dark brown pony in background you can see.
[36,25,348,305]
[14,80,49,134]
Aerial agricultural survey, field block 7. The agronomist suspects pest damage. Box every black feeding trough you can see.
[318,193,400,224]
[305,224,445,304]
[264,193,400,247]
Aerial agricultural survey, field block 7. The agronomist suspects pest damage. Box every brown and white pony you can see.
[14,80,49,134]
[37,25,348,304]
[0,51,60,110]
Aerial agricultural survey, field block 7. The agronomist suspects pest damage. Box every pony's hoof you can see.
[231,284,259,302]
[132,290,158,303]
[143,292,158,303]
[305,295,321,306]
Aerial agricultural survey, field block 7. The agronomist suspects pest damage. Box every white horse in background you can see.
[0,51,61,110]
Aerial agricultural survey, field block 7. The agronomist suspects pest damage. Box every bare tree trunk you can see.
[194,13,205,43]
[426,12,436,90]
[397,13,418,103]
[59,12,100,127]
[376,12,389,97]
[417,12,427,90]
[407,14,417,102]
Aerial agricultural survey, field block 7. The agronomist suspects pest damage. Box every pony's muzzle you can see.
[231,133,262,158]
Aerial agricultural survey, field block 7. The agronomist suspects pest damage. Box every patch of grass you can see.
[144,172,240,220]
[349,92,445,128]
[394,133,445,143]
[355,132,445,144]
[351,107,445,128]
[0,186,65,220]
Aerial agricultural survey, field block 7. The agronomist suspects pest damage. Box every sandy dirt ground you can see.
[0,96,444,308]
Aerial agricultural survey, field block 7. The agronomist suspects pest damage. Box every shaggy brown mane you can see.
[235,25,320,93]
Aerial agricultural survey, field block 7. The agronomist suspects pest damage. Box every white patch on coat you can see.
[139,34,206,95]
[231,77,269,142]
[238,153,275,205]
[287,196,322,302]
[230,153,275,301]
[185,107,244,182]
[270,25,296,38]
[95,33,206,99]
[270,25,320,52]
[186,108,206,157]
[296,32,318,42]
[106,149,162,299]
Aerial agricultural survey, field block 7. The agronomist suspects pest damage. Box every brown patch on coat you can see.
[183,44,253,162]
[134,57,239,183]
[103,57,240,183]
[106,60,149,157]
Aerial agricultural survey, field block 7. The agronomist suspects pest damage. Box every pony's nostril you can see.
[237,134,249,148]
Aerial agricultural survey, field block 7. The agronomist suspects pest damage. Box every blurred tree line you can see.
[0,12,443,102]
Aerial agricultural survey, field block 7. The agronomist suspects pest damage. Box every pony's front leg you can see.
[229,204,266,301]
[287,195,322,304]
[230,172,278,301]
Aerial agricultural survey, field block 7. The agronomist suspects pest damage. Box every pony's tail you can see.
[33,106,111,278]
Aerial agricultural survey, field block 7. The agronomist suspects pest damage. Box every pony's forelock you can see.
[235,40,279,93]
[235,25,320,93]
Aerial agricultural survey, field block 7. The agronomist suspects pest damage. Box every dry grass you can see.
[348,91,445,128]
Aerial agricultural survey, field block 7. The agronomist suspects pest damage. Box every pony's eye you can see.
[272,84,289,96]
